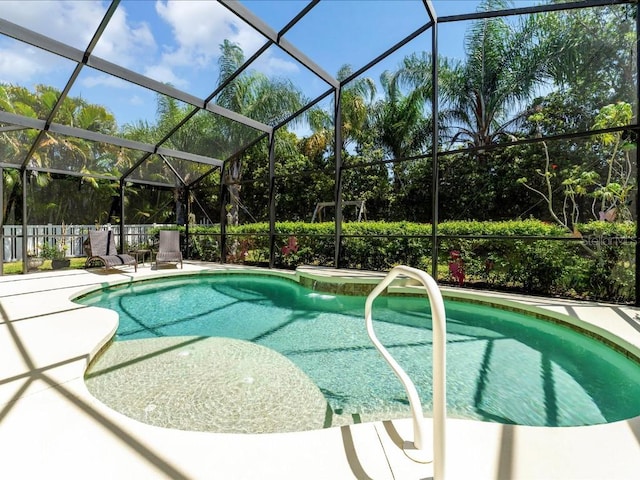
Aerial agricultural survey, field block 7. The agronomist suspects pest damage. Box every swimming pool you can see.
[78,273,640,432]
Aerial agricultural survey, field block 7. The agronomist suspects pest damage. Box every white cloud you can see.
[154,0,265,65]
[129,95,145,106]
[93,7,156,69]
[1,0,153,67]
[80,74,129,89]
[149,1,303,88]
[0,44,53,83]
[253,55,300,77]
[0,0,101,48]
[143,64,187,89]
[0,1,108,84]
[0,1,157,83]
[0,0,302,101]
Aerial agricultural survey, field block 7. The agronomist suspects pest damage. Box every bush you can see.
[39,242,66,260]
[174,219,636,303]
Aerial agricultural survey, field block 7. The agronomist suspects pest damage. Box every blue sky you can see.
[0,0,538,131]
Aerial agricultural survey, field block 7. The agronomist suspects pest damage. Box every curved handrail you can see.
[365,265,446,478]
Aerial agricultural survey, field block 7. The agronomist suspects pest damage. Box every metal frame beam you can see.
[333,86,343,267]
[122,178,176,189]
[219,0,338,89]
[21,168,27,273]
[341,21,433,86]
[268,132,277,267]
[0,111,223,167]
[159,154,188,188]
[0,166,3,275]
[20,0,121,171]
[0,125,27,133]
[119,177,126,252]
[191,166,221,188]
[423,0,437,23]
[279,0,321,39]
[273,88,334,132]
[635,7,640,307]
[219,163,230,263]
[17,167,117,182]
[341,124,639,172]
[439,0,631,23]
[0,18,271,135]
[430,13,439,280]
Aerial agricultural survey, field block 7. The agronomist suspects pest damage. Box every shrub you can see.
[174,219,635,303]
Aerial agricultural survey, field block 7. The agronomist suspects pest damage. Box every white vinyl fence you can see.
[2,224,166,262]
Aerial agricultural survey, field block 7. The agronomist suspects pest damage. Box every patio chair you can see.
[155,230,183,269]
[85,230,137,272]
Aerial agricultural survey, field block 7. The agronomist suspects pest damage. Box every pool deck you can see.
[1,262,640,479]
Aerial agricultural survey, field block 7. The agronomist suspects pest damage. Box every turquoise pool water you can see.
[78,273,640,427]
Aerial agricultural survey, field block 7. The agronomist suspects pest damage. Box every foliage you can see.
[39,242,66,260]
[183,219,634,303]
[0,83,121,224]
[188,225,220,262]
[440,0,553,149]
[518,102,635,236]
[369,53,433,193]
[214,40,308,226]
[591,102,634,221]
[540,2,636,108]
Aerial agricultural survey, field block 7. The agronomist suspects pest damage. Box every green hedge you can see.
[162,220,636,303]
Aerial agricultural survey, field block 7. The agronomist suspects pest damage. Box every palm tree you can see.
[441,0,552,151]
[369,52,434,192]
[0,83,122,223]
[1,84,41,223]
[540,2,636,112]
[214,40,307,225]
[304,64,376,159]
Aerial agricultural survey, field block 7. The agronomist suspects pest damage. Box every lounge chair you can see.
[85,230,137,272]
[155,230,183,269]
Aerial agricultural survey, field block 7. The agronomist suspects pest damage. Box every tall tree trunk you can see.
[3,181,21,224]
[227,157,242,226]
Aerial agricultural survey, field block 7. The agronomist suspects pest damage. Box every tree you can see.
[363,51,444,220]
[214,40,307,225]
[304,64,376,158]
[518,102,634,233]
[0,84,120,224]
[513,2,636,228]
[541,2,636,111]
[370,58,432,192]
[440,0,552,150]
[590,103,634,221]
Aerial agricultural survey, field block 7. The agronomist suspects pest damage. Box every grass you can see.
[2,257,87,274]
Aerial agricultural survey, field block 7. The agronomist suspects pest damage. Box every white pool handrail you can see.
[364,265,446,478]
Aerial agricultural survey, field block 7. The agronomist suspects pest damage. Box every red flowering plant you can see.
[227,238,252,263]
[281,236,298,255]
[280,236,300,268]
[448,250,465,286]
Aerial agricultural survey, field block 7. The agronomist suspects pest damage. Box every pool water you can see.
[78,274,640,428]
